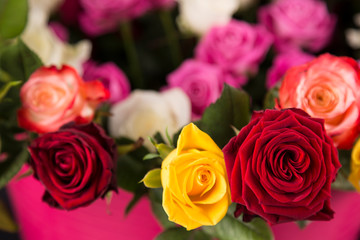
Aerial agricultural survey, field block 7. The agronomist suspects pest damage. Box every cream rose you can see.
[108,89,191,150]
[21,0,91,75]
[177,0,241,35]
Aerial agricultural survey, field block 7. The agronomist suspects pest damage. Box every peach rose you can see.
[278,53,360,149]
[18,65,109,133]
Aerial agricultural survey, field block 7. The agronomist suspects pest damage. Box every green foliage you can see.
[0,0,28,39]
[263,86,279,109]
[0,147,28,189]
[332,149,356,191]
[0,40,42,189]
[0,80,21,102]
[155,227,210,240]
[203,215,274,240]
[0,39,43,81]
[196,84,251,148]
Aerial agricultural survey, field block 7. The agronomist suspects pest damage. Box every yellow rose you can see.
[349,138,360,191]
[161,123,231,230]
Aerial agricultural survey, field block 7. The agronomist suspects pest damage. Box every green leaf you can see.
[155,227,210,240]
[202,215,274,240]
[116,154,148,192]
[0,80,21,102]
[197,84,251,148]
[0,39,43,81]
[141,168,162,188]
[0,0,28,39]
[263,86,279,109]
[0,199,17,232]
[0,147,28,189]
[143,153,160,161]
[117,138,144,156]
[155,143,173,159]
[149,188,176,228]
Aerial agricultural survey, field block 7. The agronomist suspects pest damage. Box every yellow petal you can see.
[177,123,223,157]
[350,138,360,191]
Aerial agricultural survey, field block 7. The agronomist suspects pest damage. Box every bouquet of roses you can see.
[1,0,360,239]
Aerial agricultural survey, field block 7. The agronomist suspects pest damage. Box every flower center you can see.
[306,84,337,113]
[197,169,211,185]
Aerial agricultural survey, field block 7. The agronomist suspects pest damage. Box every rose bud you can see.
[29,122,117,210]
[278,53,360,149]
[18,65,109,133]
[223,108,341,224]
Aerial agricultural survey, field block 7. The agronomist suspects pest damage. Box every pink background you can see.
[8,174,162,240]
[7,174,360,240]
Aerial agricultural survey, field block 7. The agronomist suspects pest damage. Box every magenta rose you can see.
[83,61,130,104]
[29,122,117,210]
[258,0,336,52]
[167,60,224,118]
[49,22,69,42]
[223,108,340,224]
[195,20,273,86]
[79,0,150,36]
[150,0,175,9]
[266,50,314,89]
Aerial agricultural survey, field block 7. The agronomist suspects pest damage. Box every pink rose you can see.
[79,0,151,36]
[195,20,273,86]
[18,65,109,133]
[266,50,314,89]
[167,60,224,118]
[258,0,336,52]
[83,61,131,104]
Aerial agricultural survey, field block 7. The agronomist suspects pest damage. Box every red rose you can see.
[29,122,117,210]
[223,108,340,224]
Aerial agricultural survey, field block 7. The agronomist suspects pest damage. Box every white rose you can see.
[346,14,360,49]
[21,0,91,75]
[28,0,64,16]
[177,0,241,35]
[109,89,192,150]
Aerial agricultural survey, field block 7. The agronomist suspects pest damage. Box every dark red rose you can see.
[223,108,341,224]
[29,122,117,210]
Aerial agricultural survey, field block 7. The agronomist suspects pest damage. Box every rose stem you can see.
[119,21,144,89]
[159,10,182,67]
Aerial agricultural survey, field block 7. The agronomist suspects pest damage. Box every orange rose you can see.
[18,65,109,133]
[278,53,360,149]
